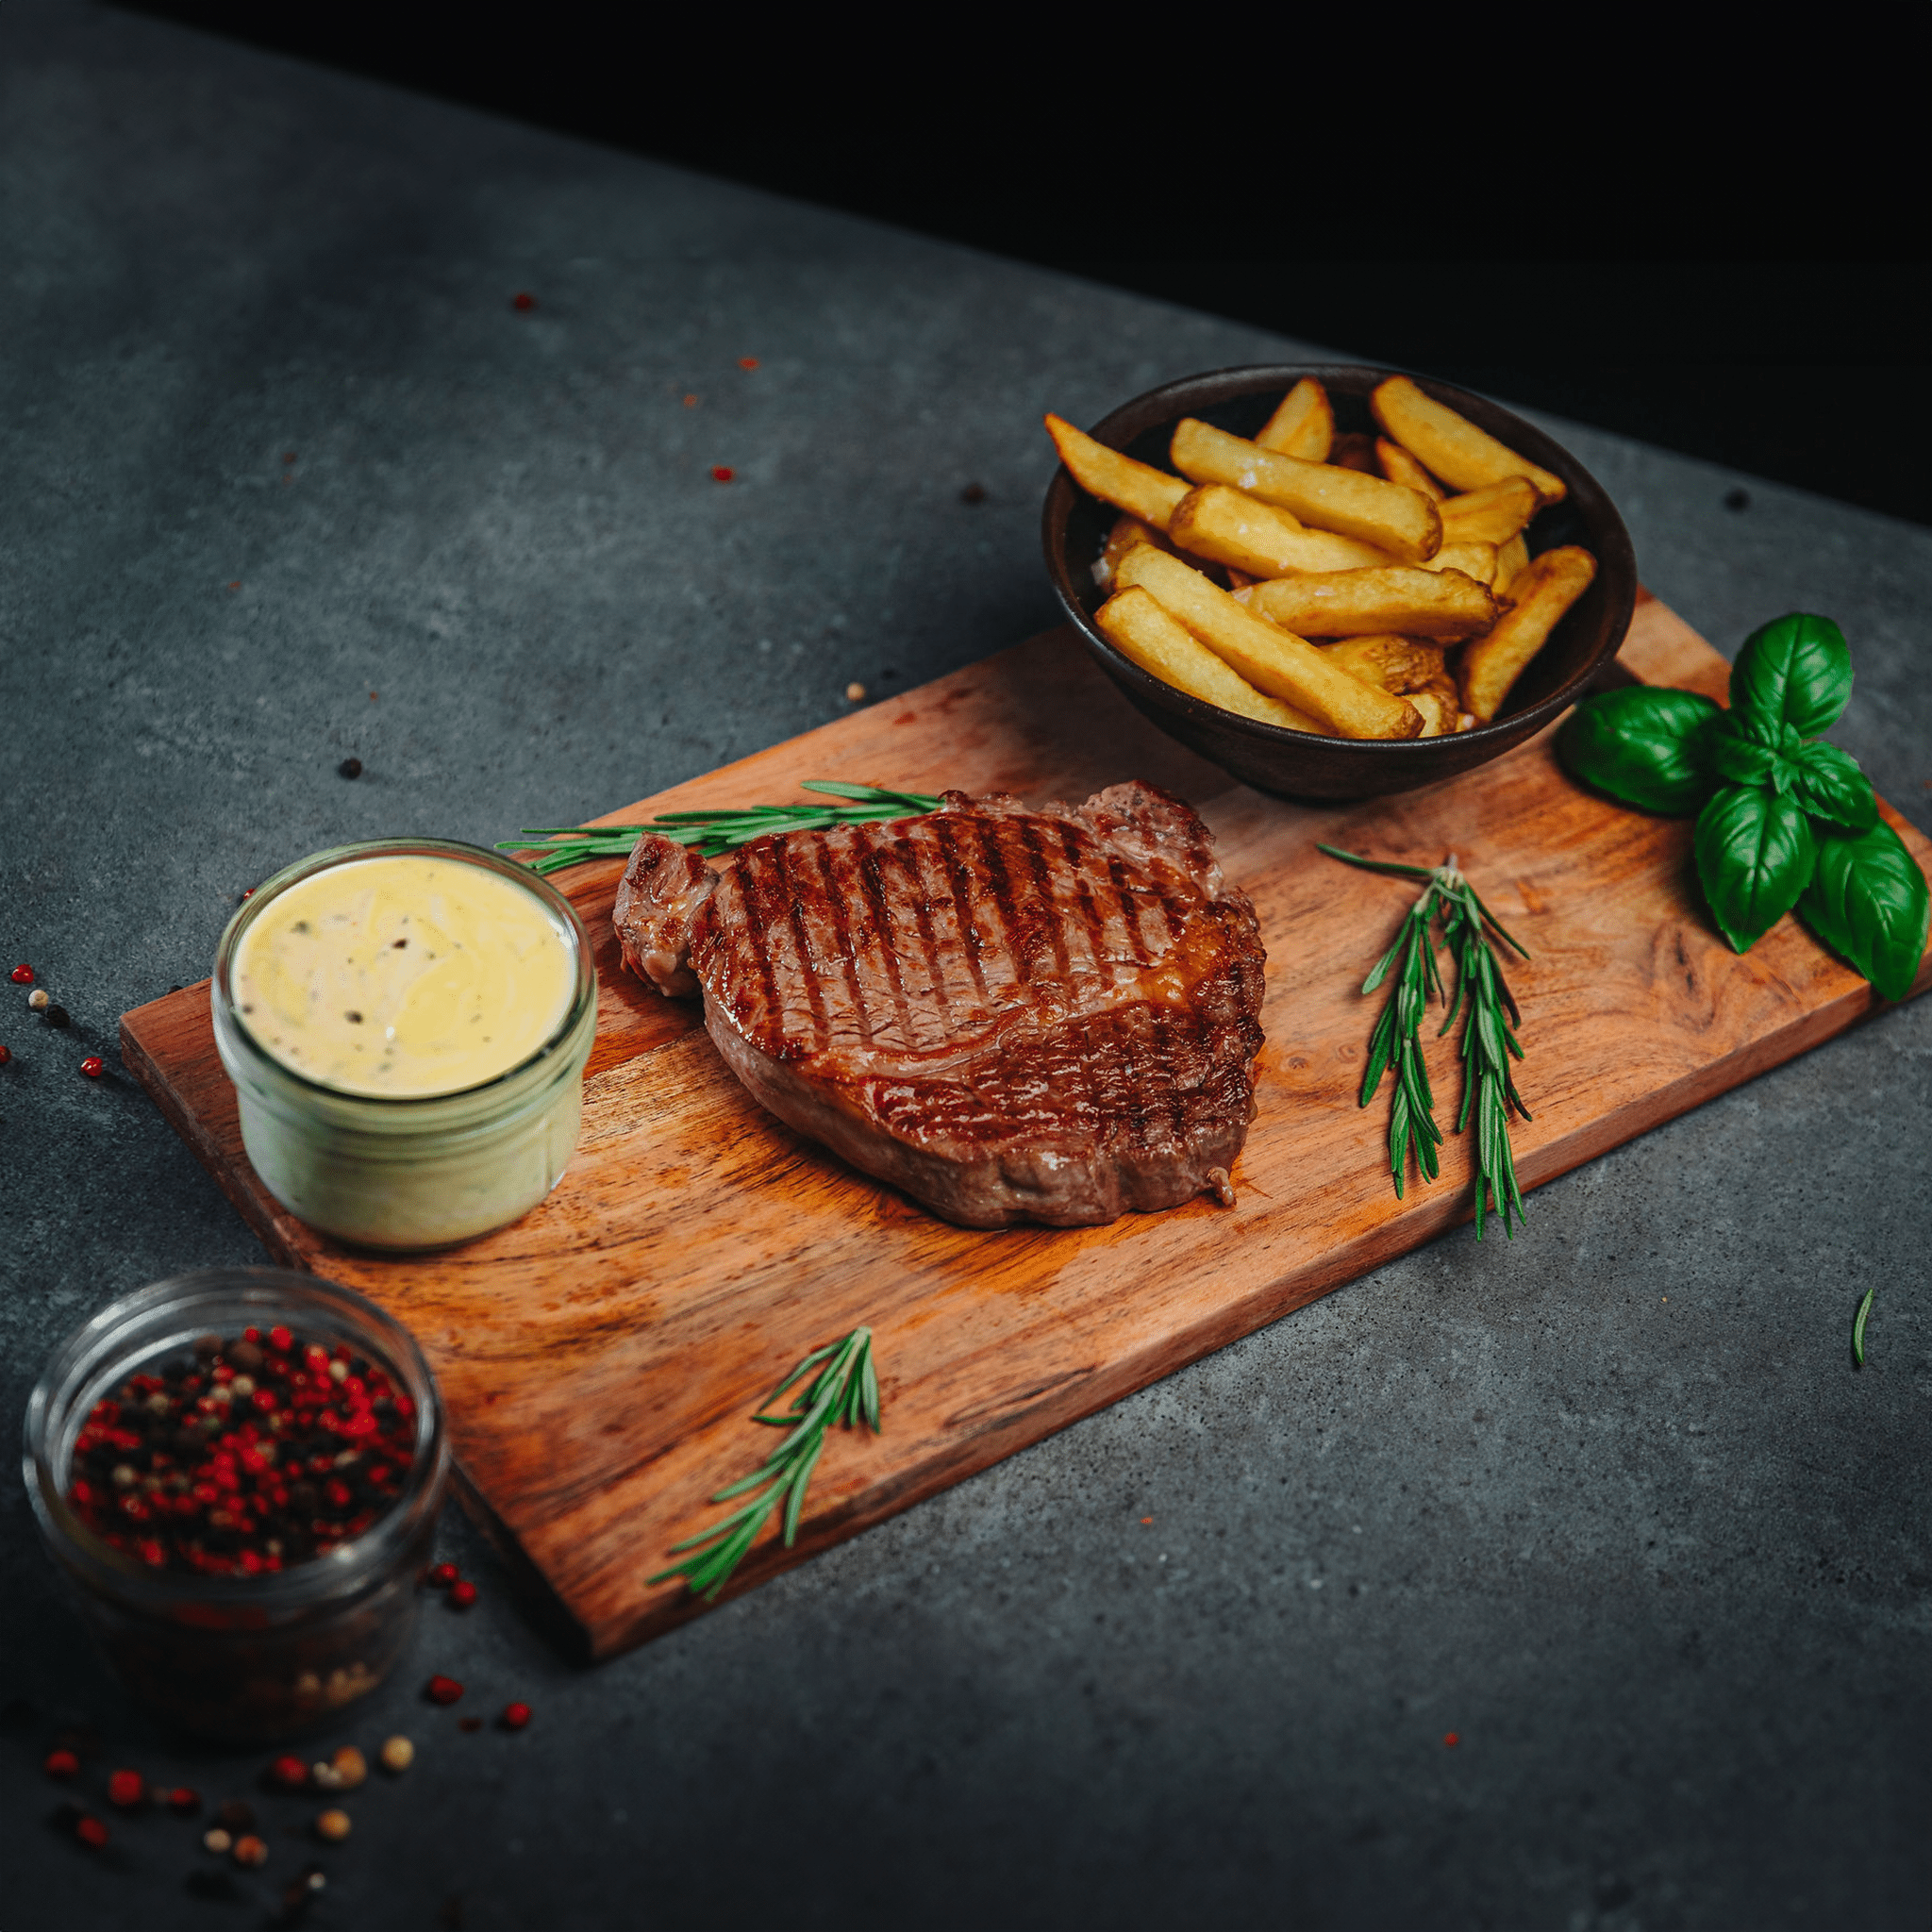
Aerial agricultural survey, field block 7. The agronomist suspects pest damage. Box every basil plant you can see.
[1559,614,1928,1002]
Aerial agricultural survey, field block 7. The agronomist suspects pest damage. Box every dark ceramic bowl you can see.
[1041,363,1637,800]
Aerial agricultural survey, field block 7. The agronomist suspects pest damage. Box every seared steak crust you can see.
[613,783,1264,1227]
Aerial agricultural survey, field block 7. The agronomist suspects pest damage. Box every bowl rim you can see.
[1040,360,1638,762]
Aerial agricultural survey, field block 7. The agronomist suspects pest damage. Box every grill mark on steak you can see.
[1147,1003,1189,1141]
[726,845,787,1053]
[886,835,955,1052]
[913,820,991,1037]
[1105,855,1156,969]
[847,836,917,1053]
[965,815,1020,991]
[769,839,836,1060]
[1016,813,1102,1126]
[1056,819,1121,990]
[1017,814,1075,986]
[809,833,875,1054]
[614,782,1264,1227]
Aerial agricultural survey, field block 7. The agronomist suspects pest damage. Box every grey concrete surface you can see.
[2,5,1928,1927]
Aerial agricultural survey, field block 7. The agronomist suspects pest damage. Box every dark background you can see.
[115,3,1931,528]
[8,8,1930,1926]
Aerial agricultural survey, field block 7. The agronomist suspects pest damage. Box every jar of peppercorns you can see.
[24,1268,449,1743]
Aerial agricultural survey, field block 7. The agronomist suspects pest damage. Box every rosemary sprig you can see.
[649,1326,881,1602]
[498,782,942,874]
[1321,844,1533,1239]
[1853,1287,1876,1368]
[1357,882,1446,1198]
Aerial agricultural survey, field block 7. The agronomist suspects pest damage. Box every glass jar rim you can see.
[214,837,595,1108]
[24,1268,450,1613]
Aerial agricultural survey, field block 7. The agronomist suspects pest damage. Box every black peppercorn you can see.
[216,1798,256,1833]
[960,482,987,504]
[43,1005,71,1028]
[339,758,363,779]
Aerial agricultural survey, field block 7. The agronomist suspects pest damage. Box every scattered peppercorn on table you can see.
[6,10,1931,1930]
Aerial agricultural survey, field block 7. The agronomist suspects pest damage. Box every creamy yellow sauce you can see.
[231,856,575,1097]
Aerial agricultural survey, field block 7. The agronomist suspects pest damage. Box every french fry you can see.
[1170,418,1442,565]
[1372,375,1567,503]
[1096,587,1322,732]
[1255,377,1333,461]
[1044,413,1188,529]
[1093,512,1174,590]
[1169,485,1394,577]
[1407,687,1457,738]
[1328,432,1377,474]
[1375,437,1446,500]
[1438,476,1541,546]
[1416,540,1499,588]
[1315,634,1448,695]
[1243,565,1498,641]
[1458,545,1597,724]
[1114,545,1422,741]
[1493,531,1529,595]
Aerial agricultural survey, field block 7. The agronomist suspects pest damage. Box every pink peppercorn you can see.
[107,1769,144,1808]
[426,1674,464,1706]
[43,1748,79,1779]
[449,1578,477,1609]
[502,1701,532,1730]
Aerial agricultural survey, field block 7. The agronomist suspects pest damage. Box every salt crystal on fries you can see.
[1115,545,1423,741]
[1168,485,1394,577]
[1170,419,1442,565]
[1438,476,1542,547]
[1255,377,1334,461]
[1458,544,1597,724]
[1093,511,1174,588]
[1044,413,1188,529]
[1096,586,1323,731]
[1372,375,1566,503]
[1243,565,1498,641]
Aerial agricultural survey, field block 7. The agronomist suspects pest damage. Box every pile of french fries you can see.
[1047,375,1599,741]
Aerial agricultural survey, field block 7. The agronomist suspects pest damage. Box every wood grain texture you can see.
[121,595,1932,1657]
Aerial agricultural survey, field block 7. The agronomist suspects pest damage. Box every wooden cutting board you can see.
[120,594,1932,1658]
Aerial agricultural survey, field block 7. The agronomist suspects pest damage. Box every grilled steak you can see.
[613,782,1264,1227]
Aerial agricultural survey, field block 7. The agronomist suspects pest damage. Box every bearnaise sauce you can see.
[229,855,575,1098]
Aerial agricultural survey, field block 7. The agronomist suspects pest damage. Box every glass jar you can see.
[24,1268,450,1744]
[212,837,596,1251]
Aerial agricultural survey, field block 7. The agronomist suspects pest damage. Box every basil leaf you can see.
[1798,820,1930,1002]
[1558,688,1720,816]
[1789,741,1878,831]
[1729,613,1852,745]
[1706,715,1791,791]
[1693,784,1818,953]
